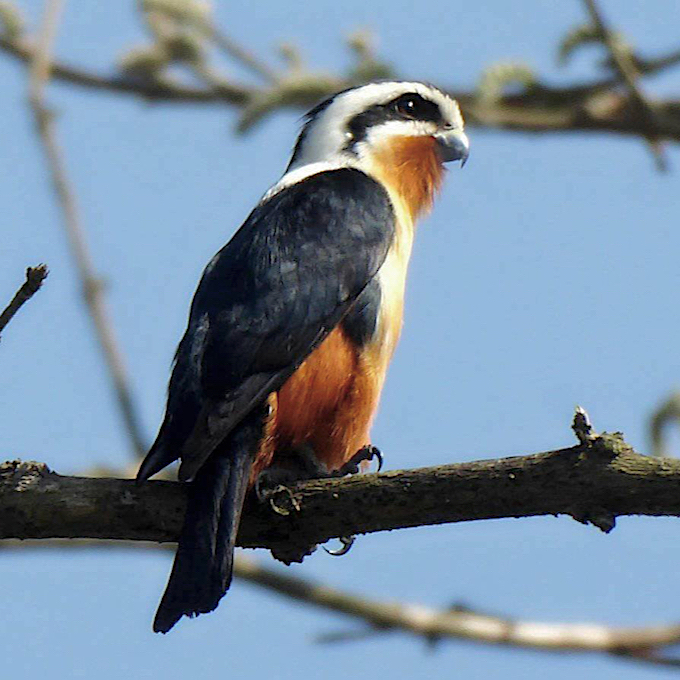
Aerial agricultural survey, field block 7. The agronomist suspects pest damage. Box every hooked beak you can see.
[434,129,469,166]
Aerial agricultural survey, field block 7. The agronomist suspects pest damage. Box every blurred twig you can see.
[650,392,680,457]
[199,17,278,83]
[3,536,680,667]
[27,0,147,457]
[2,28,680,142]
[140,0,278,82]
[0,264,49,337]
[0,33,255,102]
[581,0,668,170]
[235,556,680,665]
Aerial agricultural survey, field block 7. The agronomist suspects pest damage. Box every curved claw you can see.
[254,468,292,503]
[372,447,384,472]
[323,535,355,557]
[335,445,384,476]
[357,445,383,472]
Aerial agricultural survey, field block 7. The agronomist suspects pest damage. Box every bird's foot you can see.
[332,445,383,477]
[288,443,334,479]
[255,478,302,518]
[254,467,302,506]
[253,444,331,502]
[255,445,383,559]
[322,447,382,557]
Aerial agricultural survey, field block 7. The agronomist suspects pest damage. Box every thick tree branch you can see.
[4,414,680,665]
[2,416,680,555]
[0,264,48,336]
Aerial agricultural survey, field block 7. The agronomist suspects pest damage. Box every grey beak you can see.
[434,129,469,166]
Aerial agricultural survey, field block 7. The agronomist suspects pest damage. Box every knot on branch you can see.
[570,507,617,533]
[568,406,637,533]
[0,459,53,492]
[572,405,632,460]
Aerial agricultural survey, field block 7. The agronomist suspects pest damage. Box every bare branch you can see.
[3,32,680,141]
[581,0,668,169]
[4,537,680,666]
[140,0,278,83]
[235,556,680,659]
[0,264,48,336]
[0,34,256,102]
[204,24,279,84]
[615,650,680,669]
[26,1,147,458]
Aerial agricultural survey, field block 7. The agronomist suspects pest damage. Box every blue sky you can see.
[2,1,680,678]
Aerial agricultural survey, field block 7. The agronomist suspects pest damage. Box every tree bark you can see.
[2,428,680,558]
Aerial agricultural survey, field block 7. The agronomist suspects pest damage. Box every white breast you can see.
[370,189,415,380]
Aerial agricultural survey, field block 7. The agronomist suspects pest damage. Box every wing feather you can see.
[138,168,394,482]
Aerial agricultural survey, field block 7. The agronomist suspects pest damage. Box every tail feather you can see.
[152,405,266,633]
[137,425,175,482]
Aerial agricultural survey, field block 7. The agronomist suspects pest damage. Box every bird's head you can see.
[286,82,468,218]
[288,81,468,171]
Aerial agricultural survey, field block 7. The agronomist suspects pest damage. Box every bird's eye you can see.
[395,96,420,119]
[393,94,440,122]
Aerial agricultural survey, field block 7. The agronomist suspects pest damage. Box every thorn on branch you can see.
[571,406,630,459]
[0,264,49,337]
[568,406,630,533]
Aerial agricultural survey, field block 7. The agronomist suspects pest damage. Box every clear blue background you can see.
[2,1,680,678]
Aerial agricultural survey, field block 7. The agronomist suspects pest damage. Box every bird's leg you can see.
[255,444,383,500]
[256,444,383,558]
[254,444,330,503]
[253,444,328,564]
[288,443,333,478]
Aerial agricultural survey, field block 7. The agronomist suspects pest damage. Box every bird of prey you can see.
[138,81,469,633]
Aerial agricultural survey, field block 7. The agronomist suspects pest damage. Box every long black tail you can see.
[153,406,266,633]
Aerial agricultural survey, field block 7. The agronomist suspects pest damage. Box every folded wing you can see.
[138,168,395,482]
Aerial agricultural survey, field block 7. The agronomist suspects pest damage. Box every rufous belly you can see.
[250,326,382,481]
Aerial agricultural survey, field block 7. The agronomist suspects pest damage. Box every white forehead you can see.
[328,81,462,126]
[293,81,463,169]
